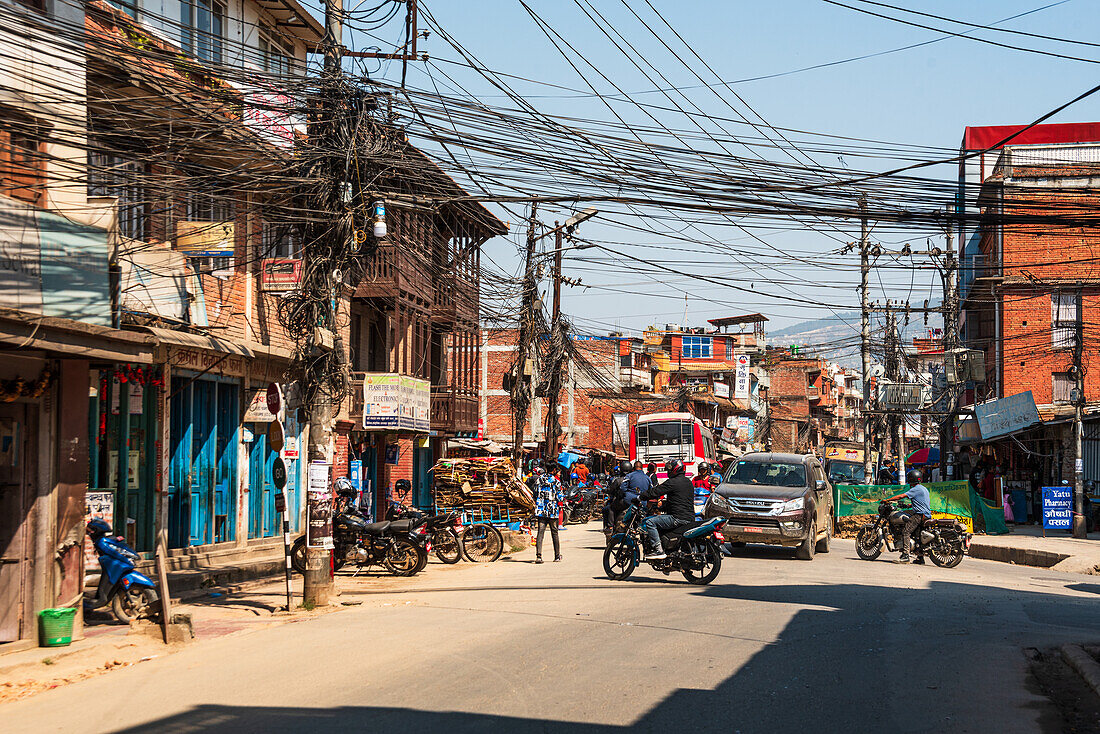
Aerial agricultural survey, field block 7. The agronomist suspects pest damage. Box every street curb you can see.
[1060,644,1100,699]
[966,541,1069,569]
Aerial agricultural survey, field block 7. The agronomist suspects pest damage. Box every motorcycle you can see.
[856,500,971,567]
[563,482,603,524]
[603,503,726,585]
[386,501,463,567]
[290,491,426,577]
[84,519,160,623]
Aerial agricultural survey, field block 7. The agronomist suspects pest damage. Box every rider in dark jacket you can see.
[638,459,695,559]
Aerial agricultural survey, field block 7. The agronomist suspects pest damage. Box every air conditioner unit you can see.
[944,348,986,383]
[878,383,930,410]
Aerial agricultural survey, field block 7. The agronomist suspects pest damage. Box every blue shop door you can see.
[413,445,433,510]
[168,379,239,548]
[248,428,278,538]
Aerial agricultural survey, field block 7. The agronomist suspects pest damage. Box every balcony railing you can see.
[431,386,478,434]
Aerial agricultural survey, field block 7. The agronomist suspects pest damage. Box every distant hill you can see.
[769,305,943,369]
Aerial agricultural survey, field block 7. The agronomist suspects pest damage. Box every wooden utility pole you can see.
[860,197,873,483]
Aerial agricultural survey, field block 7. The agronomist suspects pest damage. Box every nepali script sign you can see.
[973,391,1042,440]
[362,374,430,432]
[1041,486,1073,530]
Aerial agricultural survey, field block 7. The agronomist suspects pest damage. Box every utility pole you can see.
[940,224,958,482]
[512,204,538,467]
[300,0,344,609]
[544,223,564,459]
[860,197,873,483]
[885,308,906,483]
[1073,287,1087,538]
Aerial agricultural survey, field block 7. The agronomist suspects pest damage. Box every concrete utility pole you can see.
[544,223,564,459]
[511,204,538,466]
[940,224,958,481]
[301,0,344,608]
[1073,287,1087,538]
[885,309,906,483]
[860,197,873,483]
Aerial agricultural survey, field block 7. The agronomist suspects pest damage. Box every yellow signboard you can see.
[176,220,235,257]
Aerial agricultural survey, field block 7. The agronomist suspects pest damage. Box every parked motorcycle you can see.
[290,488,426,577]
[386,501,463,566]
[602,503,726,585]
[84,519,160,623]
[856,500,971,567]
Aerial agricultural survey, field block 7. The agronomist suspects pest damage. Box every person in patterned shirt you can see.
[533,461,564,564]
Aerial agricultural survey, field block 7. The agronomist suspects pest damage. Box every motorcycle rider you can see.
[692,462,712,490]
[888,468,932,564]
[638,459,695,560]
[604,461,642,535]
[646,462,659,487]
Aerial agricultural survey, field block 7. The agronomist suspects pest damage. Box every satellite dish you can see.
[869,364,886,379]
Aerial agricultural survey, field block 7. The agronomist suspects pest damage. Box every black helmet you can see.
[87,518,112,538]
[906,468,923,485]
[696,462,710,476]
[335,477,357,498]
[667,459,685,477]
[394,478,411,493]
[619,460,633,475]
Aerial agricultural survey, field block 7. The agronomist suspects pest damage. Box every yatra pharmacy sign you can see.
[362,374,430,432]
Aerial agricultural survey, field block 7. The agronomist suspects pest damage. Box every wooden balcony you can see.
[354,245,431,304]
[431,386,478,434]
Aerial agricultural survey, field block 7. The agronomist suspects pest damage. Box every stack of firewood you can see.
[432,456,535,514]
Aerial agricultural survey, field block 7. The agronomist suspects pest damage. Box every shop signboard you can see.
[306,461,333,549]
[84,490,114,571]
[973,391,1041,440]
[713,381,730,398]
[734,355,750,399]
[176,220,234,257]
[1041,486,1073,530]
[362,373,430,432]
[244,388,278,422]
[260,259,302,292]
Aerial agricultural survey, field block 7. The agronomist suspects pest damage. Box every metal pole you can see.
[941,224,957,481]
[860,197,873,483]
[281,510,293,611]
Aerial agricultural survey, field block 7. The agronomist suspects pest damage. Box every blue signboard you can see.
[1041,486,1073,530]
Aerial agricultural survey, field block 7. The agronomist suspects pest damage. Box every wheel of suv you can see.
[795,520,816,561]
[815,518,832,554]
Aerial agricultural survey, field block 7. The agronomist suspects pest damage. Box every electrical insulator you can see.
[372,200,386,238]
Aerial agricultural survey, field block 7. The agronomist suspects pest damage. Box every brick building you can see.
[958,124,1100,491]
[765,348,862,454]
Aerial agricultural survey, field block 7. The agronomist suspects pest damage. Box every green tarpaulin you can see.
[834,481,1007,535]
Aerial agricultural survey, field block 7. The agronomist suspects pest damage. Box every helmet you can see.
[696,462,709,477]
[394,478,411,494]
[87,518,112,538]
[533,466,545,475]
[619,460,633,475]
[335,477,357,498]
[667,459,685,477]
[906,468,923,485]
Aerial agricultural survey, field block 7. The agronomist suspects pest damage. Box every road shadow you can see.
[104,578,1099,734]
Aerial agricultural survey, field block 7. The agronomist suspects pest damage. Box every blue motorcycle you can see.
[84,519,160,623]
[603,503,726,585]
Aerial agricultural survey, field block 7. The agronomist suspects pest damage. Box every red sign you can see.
[261,259,302,292]
[266,383,282,416]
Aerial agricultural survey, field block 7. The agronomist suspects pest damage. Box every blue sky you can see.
[337,1,1100,349]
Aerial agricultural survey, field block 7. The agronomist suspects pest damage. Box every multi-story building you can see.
[958,123,1100,487]
[765,348,862,454]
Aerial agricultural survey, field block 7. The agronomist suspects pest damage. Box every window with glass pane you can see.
[181,0,224,64]
[88,149,148,240]
[259,23,295,76]
[106,0,138,18]
[681,335,712,359]
[1051,293,1077,350]
[725,338,732,360]
[262,221,300,259]
[183,190,234,272]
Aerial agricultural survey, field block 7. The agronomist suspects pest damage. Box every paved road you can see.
[5,525,1098,733]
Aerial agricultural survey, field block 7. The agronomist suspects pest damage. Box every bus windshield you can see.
[827,461,865,485]
[726,460,806,488]
[636,421,692,452]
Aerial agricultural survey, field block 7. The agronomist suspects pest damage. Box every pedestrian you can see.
[574,460,589,486]
[1003,490,1015,524]
[533,461,563,564]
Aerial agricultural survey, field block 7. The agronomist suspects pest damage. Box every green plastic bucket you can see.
[38,607,77,647]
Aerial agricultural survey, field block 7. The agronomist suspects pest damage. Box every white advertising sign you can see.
[713,381,730,398]
[362,373,431,432]
[734,355,751,399]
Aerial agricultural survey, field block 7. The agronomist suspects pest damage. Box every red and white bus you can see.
[630,412,718,480]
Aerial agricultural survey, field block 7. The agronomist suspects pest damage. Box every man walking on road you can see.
[533,462,564,564]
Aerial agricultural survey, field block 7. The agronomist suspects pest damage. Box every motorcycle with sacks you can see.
[291,480,426,576]
[856,499,971,567]
[84,519,160,623]
[603,500,726,585]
